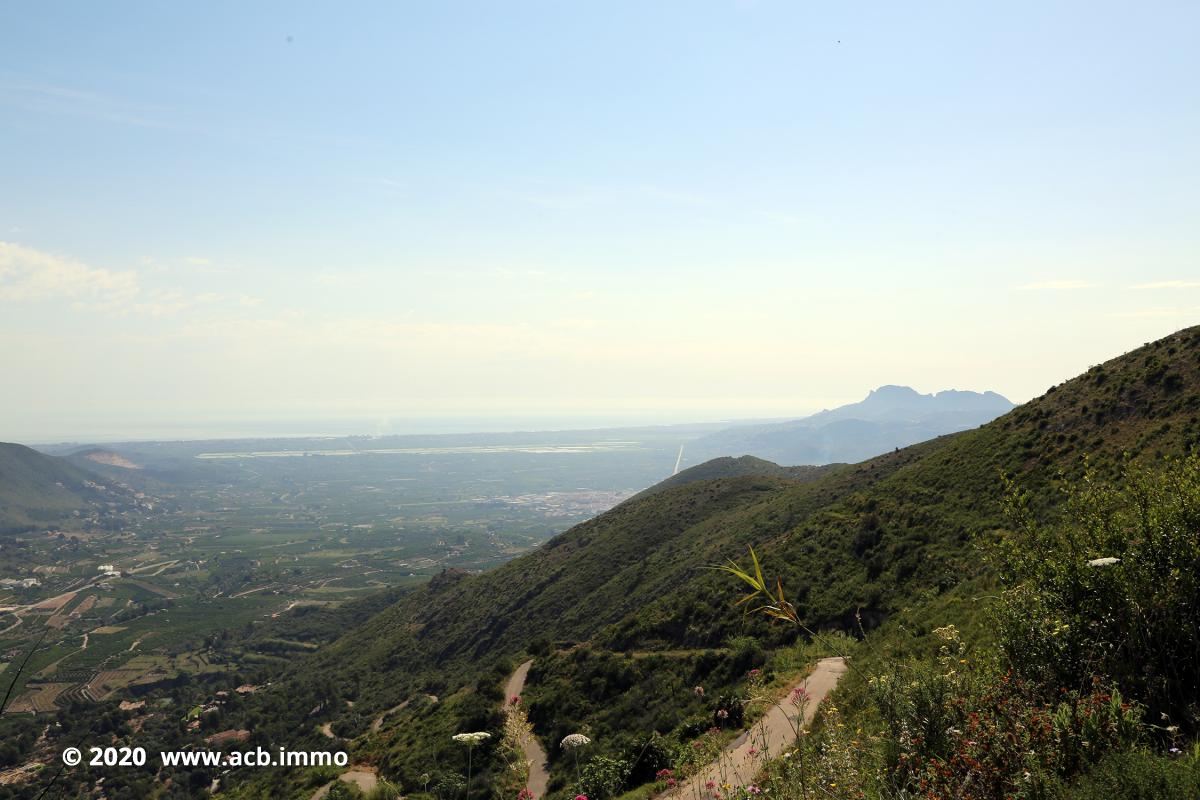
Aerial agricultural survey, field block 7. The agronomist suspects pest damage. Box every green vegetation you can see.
[0,442,137,533]
[996,456,1200,735]
[631,457,837,500]
[719,453,1200,799]
[201,326,1200,798]
[5,326,1200,798]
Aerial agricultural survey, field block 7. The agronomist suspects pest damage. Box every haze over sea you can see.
[27,411,776,445]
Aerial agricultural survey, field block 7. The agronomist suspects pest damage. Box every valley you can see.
[1,334,1197,799]
[6,5,1195,797]
[0,426,705,729]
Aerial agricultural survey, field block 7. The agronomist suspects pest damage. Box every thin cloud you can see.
[1129,280,1200,290]
[0,241,138,303]
[502,181,712,211]
[0,241,259,316]
[1109,307,1200,319]
[0,80,176,131]
[1016,280,1095,291]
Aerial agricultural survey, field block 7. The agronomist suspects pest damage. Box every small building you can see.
[0,578,41,589]
[205,729,250,747]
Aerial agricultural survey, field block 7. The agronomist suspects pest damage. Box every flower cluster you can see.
[560,733,592,750]
[453,732,492,745]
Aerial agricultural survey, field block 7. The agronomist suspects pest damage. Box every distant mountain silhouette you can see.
[688,386,1014,465]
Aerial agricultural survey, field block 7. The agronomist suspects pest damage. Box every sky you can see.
[2,1,1198,442]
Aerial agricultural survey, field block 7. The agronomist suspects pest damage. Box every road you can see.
[310,767,378,800]
[504,659,550,799]
[666,657,848,799]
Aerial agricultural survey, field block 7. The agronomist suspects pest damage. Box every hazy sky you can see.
[2,2,1198,442]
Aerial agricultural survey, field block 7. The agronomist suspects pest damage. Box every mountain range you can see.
[688,385,1015,465]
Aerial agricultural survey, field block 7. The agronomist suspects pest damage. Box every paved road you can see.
[667,657,848,800]
[504,659,550,799]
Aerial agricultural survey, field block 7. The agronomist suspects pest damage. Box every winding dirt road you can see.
[504,659,551,799]
[667,656,848,800]
[309,767,378,800]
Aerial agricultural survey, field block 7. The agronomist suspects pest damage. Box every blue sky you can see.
[2,1,1198,441]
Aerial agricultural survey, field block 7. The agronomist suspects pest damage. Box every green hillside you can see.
[210,326,1200,797]
[324,327,1198,673]
[0,442,112,533]
[631,455,837,499]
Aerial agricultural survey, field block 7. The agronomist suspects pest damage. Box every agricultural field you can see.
[1,424,708,718]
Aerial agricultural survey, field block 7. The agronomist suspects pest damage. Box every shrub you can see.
[867,669,1141,799]
[995,455,1200,733]
[578,755,631,800]
[625,733,675,785]
[1060,747,1200,799]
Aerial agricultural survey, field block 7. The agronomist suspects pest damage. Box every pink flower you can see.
[748,669,762,678]
[705,782,717,790]
[747,785,762,795]
[694,685,705,696]
[716,709,729,720]
[510,695,521,705]
[790,686,809,705]
[575,795,588,800]
[656,769,674,780]
[666,779,677,788]
[747,747,758,757]
[518,790,534,800]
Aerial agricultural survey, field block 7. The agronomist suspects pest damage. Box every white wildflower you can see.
[453,732,491,745]
[560,733,592,750]
[1087,557,1120,567]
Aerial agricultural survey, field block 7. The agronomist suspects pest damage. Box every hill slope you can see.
[0,442,115,532]
[242,326,1200,792]
[632,455,838,499]
[315,326,1200,685]
[690,385,1015,465]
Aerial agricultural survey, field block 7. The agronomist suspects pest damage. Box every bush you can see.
[625,734,675,786]
[868,655,1141,798]
[1060,748,1200,799]
[995,455,1200,734]
[579,755,631,800]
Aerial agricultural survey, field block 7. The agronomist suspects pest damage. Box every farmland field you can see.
[1,424,716,718]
